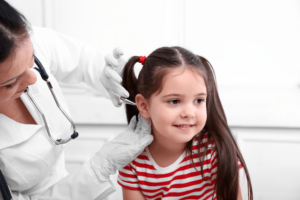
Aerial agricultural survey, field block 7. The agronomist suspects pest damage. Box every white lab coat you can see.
[0,27,115,200]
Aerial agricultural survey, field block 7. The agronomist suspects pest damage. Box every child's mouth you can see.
[173,124,194,132]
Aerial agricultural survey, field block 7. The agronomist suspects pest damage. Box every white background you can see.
[7,0,300,199]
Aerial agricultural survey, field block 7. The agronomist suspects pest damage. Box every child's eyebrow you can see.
[162,94,181,98]
[196,93,207,96]
[162,93,207,98]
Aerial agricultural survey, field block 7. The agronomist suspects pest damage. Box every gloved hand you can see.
[100,47,129,107]
[90,114,153,181]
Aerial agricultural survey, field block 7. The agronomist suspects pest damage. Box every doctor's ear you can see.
[135,94,150,119]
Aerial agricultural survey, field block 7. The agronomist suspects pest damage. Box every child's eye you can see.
[194,98,204,104]
[168,99,180,105]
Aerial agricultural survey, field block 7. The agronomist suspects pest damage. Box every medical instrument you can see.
[116,55,145,106]
[23,55,79,145]
[120,97,136,106]
[117,55,145,106]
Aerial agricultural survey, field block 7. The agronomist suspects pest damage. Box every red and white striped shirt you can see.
[118,134,222,200]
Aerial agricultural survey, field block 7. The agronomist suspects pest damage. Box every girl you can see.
[118,47,253,200]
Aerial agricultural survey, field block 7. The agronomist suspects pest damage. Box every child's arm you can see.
[122,188,146,200]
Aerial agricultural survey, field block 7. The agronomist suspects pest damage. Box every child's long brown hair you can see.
[122,46,253,200]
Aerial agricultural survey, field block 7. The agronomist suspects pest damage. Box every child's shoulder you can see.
[128,148,156,170]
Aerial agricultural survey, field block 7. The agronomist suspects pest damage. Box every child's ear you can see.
[135,94,150,119]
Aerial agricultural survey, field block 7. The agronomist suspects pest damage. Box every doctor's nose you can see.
[23,68,37,86]
[180,103,195,119]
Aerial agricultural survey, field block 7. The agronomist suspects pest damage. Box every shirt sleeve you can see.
[31,26,109,98]
[117,162,140,191]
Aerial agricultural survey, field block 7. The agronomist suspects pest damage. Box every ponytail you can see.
[122,56,140,124]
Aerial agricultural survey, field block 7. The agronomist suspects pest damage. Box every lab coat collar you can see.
[0,114,43,150]
[0,69,46,151]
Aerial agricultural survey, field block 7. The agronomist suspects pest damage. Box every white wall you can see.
[6,0,300,199]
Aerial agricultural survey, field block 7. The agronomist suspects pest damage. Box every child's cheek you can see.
[158,108,173,125]
[152,108,172,132]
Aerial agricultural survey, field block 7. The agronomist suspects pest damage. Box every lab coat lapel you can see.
[0,114,43,150]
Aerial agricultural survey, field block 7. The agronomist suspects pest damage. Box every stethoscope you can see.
[26,55,137,144]
[26,56,135,146]
[22,55,80,145]
[25,56,136,144]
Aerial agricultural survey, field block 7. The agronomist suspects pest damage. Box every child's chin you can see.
[171,134,197,144]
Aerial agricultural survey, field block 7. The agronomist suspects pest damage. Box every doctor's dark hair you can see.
[0,0,31,63]
[122,46,253,200]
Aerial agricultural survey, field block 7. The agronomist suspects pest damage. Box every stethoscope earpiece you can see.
[24,87,28,93]
[33,55,49,81]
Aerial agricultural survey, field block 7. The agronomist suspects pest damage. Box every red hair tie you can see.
[139,56,146,65]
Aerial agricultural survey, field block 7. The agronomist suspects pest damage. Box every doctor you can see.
[0,1,153,200]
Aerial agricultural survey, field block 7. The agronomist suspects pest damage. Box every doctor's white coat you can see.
[0,27,115,200]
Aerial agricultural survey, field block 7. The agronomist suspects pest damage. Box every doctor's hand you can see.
[90,115,153,181]
[100,47,129,107]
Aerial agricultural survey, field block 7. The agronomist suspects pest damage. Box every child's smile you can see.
[146,67,207,148]
[173,124,195,132]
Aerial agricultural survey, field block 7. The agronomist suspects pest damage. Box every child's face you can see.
[146,68,207,144]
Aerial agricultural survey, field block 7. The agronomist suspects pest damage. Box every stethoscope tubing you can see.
[29,55,135,146]
[25,55,79,145]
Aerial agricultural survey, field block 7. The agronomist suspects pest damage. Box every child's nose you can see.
[180,103,195,118]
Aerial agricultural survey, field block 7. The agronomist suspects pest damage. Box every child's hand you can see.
[90,115,153,181]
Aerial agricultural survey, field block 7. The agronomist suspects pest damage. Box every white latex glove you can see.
[100,47,129,107]
[113,47,127,75]
[90,114,153,181]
